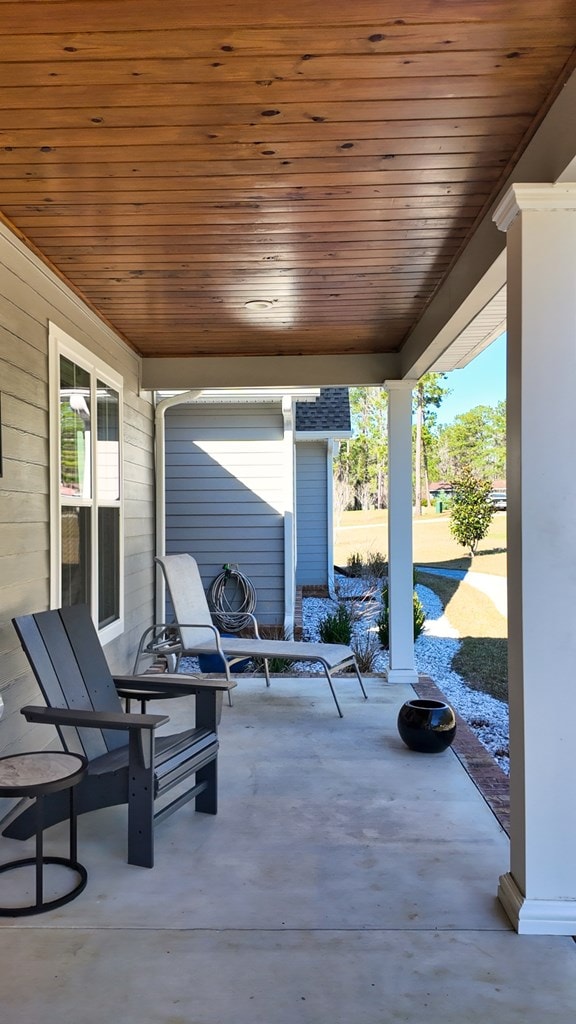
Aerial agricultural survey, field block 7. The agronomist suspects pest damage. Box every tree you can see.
[333,473,354,525]
[449,471,495,555]
[413,373,450,514]
[334,387,388,509]
[438,402,506,480]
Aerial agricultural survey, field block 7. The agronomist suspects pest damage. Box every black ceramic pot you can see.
[397,699,456,753]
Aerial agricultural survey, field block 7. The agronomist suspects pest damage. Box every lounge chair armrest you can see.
[132,622,183,672]
[135,622,180,645]
[114,673,237,693]
[21,705,168,731]
[171,622,225,652]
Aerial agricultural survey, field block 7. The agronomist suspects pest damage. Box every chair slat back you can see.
[13,607,126,758]
[59,604,127,753]
[156,554,216,649]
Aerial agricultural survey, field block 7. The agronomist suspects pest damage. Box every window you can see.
[50,325,123,640]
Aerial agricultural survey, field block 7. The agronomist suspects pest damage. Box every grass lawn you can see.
[335,508,507,576]
[416,571,508,702]
[335,509,508,700]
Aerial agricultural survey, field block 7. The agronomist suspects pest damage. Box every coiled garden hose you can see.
[208,563,257,632]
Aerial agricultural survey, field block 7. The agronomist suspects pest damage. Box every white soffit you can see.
[429,287,506,372]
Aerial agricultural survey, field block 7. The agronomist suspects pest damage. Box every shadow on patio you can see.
[0,674,574,1023]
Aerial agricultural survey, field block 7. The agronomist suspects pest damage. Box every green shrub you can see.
[351,630,381,672]
[346,550,387,579]
[346,552,364,577]
[319,602,354,645]
[413,591,426,638]
[376,586,426,649]
[365,551,388,579]
[254,624,294,673]
[449,471,495,555]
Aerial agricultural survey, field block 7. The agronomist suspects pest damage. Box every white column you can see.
[493,183,576,934]
[385,380,418,684]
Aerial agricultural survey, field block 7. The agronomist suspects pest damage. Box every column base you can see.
[498,872,576,935]
[386,667,419,685]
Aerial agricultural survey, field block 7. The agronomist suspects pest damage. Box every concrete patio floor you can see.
[0,674,574,1023]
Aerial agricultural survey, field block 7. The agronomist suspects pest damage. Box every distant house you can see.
[163,387,351,633]
[429,478,507,508]
[428,481,454,500]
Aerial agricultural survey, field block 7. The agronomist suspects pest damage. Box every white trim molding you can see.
[493,183,576,233]
[49,322,125,644]
[153,389,203,620]
[498,873,576,936]
[295,430,353,442]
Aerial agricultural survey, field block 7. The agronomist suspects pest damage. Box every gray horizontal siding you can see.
[165,404,286,625]
[296,442,329,587]
[0,224,154,758]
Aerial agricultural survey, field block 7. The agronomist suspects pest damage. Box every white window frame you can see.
[49,323,124,643]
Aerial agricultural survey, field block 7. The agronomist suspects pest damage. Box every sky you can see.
[437,332,506,426]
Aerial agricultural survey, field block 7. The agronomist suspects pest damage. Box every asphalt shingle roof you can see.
[295,387,351,433]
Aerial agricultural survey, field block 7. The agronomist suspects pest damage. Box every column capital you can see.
[384,379,417,392]
[493,182,576,233]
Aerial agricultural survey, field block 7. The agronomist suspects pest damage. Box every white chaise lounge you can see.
[136,553,367,717]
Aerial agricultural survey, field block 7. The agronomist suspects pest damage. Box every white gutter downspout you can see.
[327,438,336,599]
[154,390,202,620]
[282,395,296,638]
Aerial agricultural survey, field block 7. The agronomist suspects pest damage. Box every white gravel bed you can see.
[301,576,510,775]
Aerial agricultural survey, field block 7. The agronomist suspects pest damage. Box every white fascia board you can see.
[400,68,576,379]
[295,430,354,441]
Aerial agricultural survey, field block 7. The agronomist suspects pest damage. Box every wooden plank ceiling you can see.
[0,1,575,359]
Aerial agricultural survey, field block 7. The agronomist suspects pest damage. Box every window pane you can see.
[60,356,91,498]
[98,507,120,628]
[61,507,91,606]
[96,380,120,502]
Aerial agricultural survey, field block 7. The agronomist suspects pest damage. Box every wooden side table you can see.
[0,751,87,916]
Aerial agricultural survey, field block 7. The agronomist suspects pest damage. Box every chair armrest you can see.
[212,611,262,638]
[115,673,237,694]
[21,705,168,731]
[167,622,226,655]
[132,622,182,672]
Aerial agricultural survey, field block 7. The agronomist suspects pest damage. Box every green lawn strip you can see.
[412,514,507,577]
[335,510,507,578]
[416,570,508,703]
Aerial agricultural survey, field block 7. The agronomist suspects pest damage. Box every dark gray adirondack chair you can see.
[3,605,235,868]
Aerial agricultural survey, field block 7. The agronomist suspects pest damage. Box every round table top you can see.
[0,751,87,796]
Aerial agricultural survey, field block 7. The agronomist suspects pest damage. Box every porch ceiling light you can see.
[244,299,273,310]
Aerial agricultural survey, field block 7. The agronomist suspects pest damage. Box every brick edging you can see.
[412,676,510,835]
